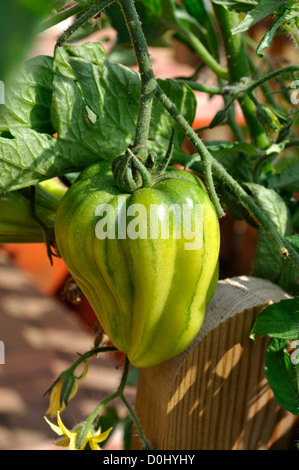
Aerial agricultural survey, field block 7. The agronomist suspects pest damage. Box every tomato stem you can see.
[120,392,153,449]
[112,149,153,192]
[155,84,299,272]
[155,127,175,175]
[118,0,225,215]
[55,0,116,47]
[246,65,299,94]
[75,355,152,450]
[212,4,270,150]
[118,0,157,161]
[155,85,225,218]
[176,24,228,80]
[40,0,102,32]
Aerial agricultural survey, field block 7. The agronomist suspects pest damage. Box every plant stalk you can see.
[155,84,299,271]
[118,0,157,160]
[40,0,103,32]
[212,4,270,150]
[76,355,151,450]
[155,85,224,217]
[69,345,117,373]
[120,394,152,449]
[175,80,222,95]
[177,25,228,79]
[56,0,116,46]
[246,65,299,94]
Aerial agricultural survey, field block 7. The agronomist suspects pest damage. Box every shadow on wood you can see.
[131,276,299,450]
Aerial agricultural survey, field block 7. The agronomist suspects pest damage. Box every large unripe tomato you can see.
[54,161,220,367]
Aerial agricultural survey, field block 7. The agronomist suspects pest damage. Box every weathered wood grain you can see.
[131,276,298,450]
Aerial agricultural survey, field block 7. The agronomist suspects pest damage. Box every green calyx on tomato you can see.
[54,144,220,368]
[111,128,184,194]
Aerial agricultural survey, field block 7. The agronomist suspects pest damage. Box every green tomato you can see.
[0,179,66,243]
[54,161,220,368]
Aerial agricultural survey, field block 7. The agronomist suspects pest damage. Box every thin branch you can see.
[177,25,228,80]
[284,139,299,149]
[56,0,116,47]
[40,1,100,32]
[175,80,222,95]
[69,345,117,372]
[246,65,299,94]
[155,84,299,271]
[155,85,225,218]
[75,355,151,450]
[212,4,269,150]
[120,394,152,449]
[75,356,130,449]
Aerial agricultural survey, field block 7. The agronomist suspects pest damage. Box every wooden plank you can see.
[131,276,299,450]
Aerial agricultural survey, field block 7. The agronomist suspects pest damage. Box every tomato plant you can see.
[0,0,299,450]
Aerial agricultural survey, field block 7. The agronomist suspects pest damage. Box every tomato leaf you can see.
[51,73,104,155]
[256,13,288,58]
[60,56,139,157]
[105,0,174,46]
[211,0,258,14]
[231,0,290,34]
[206,141,257,182]
[269,158,299,193]
[75,0,94,5]
[0,129,98,191]
[0,43,196,191]
[251,299,299,415]
[0,56,54,134]
[0,0,68,82]
[256,4,299,57]
[264,338,299,415]
[54,42,107,77]
[251,298,299,341]
[246,183,298,293]
[54,43,196,161]
[246,183,293,233]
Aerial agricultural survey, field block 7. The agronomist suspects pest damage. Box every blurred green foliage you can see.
[0,0,69,83]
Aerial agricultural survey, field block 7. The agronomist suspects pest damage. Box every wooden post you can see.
[131,276,299,450]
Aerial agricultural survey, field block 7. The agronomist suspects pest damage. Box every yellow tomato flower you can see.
[46,379,78,418]
[44,411,112,450]
[46,361,89,418]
